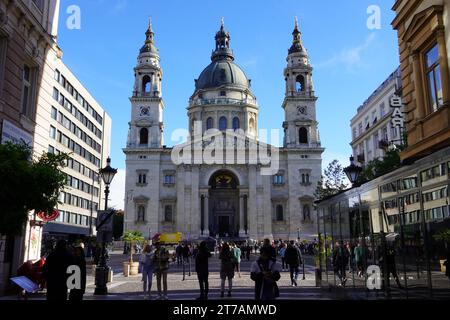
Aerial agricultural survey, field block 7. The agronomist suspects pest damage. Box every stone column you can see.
[204,194,209,236]
[239,194,246,237]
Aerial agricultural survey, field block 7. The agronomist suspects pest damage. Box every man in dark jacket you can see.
[195,241,212,300]
[332,241,349,287]
[284,241,302,286]
[250,250,281,300]
[42,240,73,301]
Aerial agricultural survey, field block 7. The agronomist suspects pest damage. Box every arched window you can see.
[303,204,311,221]
[137,205,146,222]
[142,75,151,93]
[276,205,284,221]
[219,116,227,131]
[140,128,149,145]
[138,173,147,184]
[206,117,214,130]
[232,117,240,130]
[299,127,308,144]
[295,75,305,92]
[164,205,173,222]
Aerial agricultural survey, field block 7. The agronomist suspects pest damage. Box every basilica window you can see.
[164,205,173,222]
[276,205,284,222]
[219,116,228,131]
[140,128,149,145]
[303,204,311,221]
[299,127,308,144]
[295,75,305,92]
[137,206,146,223]
[273,174,284,185]
[206,117,214,130]
[232,117,240,130]
[142,75,152,94]
[137,173,147,185]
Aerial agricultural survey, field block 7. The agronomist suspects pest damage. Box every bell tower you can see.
[282,18,320,149]
[127,19,164,149]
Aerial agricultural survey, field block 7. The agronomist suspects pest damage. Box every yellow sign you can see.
[159,233,182,244]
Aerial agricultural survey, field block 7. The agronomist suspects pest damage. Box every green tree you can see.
[0,142,68,236]
[122,230,145,263]
[315,159,349,200]
[357,149,401,183]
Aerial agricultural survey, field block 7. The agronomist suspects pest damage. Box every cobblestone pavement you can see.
[81,251,327,300]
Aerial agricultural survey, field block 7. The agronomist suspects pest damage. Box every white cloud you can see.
[109,169,126,210]
[315,33,376,72]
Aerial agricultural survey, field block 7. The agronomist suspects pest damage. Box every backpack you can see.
[143,253,154,268]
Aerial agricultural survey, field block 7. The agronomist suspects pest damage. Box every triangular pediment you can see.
[403,5,443,42]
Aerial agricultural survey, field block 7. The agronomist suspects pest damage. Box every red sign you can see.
[37,209,60,222]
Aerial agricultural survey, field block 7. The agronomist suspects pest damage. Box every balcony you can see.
[189,97,257,107]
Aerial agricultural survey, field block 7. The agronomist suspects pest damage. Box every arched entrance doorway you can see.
[208,170,239,238]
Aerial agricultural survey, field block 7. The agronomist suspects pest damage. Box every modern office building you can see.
[33,49,112,245]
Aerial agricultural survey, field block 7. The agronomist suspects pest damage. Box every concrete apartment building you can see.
[350,67,403,166]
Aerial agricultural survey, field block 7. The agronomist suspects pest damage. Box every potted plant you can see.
[122,230,145,277]
[433,229,450,273]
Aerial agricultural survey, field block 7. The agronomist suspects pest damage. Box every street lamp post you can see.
[343,156,363,187]
[94,157,117,296]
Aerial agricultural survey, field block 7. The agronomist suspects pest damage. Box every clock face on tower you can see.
[140,107,150,116]
[297,106,307,116]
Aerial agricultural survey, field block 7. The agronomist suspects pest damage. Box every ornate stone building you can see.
[124,20,324,241]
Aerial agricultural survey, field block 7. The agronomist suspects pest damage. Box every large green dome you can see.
[195,59,250,90]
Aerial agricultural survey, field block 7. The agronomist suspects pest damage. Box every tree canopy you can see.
[0,142,68,236]
[315,159,349,200]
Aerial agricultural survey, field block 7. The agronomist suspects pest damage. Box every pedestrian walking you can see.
[250,249,281,300]
[42,240,73,301]
[379,244,402,289]
[139,244,155,299]
[354,242,366,277]
[182,243,191,280]
[219,242,235,298]
[68,245,86,301]
[231,243,242,278]
[195,241,212,300]
[284,240,302,286]
[332,241,350,287]
[260,238,276,259]
[176,243,182,266]
[278,243,287,271]
[153,240,170,300]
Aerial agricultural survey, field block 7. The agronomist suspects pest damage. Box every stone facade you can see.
[124,20,324,242]
[392,0,450,162]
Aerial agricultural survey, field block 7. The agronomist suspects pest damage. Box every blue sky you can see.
[57,0,399,209]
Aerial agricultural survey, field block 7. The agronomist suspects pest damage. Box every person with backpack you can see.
[332,241,350,287]
[195,241,212,300]
[219,242,235,298]
[139,244,155,299]
[251,248,281,300]
[284,241,302,286]
[153,240,170,300]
